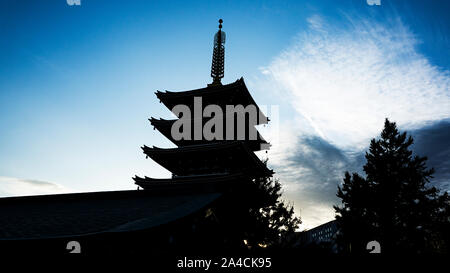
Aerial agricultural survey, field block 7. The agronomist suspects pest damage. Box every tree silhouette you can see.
[246,173,301,248]
[335,119,450,254]
[211,160,301,250]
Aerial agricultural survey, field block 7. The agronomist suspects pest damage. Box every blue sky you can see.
[1,0,449,229]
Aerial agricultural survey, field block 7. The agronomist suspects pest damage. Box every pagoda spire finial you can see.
[209,19,226,86]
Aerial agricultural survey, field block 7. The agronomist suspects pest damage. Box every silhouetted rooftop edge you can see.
[0,190,221,240]
[156,77,244,96]
[154,77,269,123]
[148,118,269,151]
[141,141,274,177]
[133,172,247,190]
[142,140,258,152]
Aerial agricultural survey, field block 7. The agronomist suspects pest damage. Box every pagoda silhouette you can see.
[0,19,273,255]
[134,19,272,192]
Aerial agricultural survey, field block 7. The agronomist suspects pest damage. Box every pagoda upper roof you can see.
[142,141,273,177]
[149,117,270,151]
[155,77,268,123]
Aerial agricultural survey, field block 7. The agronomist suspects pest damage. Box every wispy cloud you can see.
[262,14,450,149]
[259,14,450,229]
[0,176,73,197]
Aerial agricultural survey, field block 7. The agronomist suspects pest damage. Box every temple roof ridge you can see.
[156,77,244,97]
[142,140,250,152]
[149,115,268,126]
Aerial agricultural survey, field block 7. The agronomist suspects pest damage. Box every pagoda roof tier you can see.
[133,172,249,191]
[142,141,273,177]
[149,117,270,151]
[155,77,268,124]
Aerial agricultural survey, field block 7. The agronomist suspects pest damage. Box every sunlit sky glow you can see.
[1,0,449,229]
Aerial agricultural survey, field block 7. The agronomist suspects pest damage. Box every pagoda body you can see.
[135,77,272,189]
[134,21,272,192]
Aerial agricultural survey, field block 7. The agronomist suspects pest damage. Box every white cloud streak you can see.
[0,176,73,197]
[262,15,450,149]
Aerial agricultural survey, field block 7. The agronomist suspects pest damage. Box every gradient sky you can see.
[1,0,449,229]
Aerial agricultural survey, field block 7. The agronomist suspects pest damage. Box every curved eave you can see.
[141,141,273,176]
[133,172,248,189]
[157,78,243,99]
[142,141,245,154]
[154,78,269,123]
[149,118,270,151]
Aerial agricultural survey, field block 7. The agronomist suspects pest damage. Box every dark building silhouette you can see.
[300,220,338,246]
[284,220,338,253]
[0,20,271,255]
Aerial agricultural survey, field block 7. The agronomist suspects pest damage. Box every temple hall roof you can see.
[0,190,220,240]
